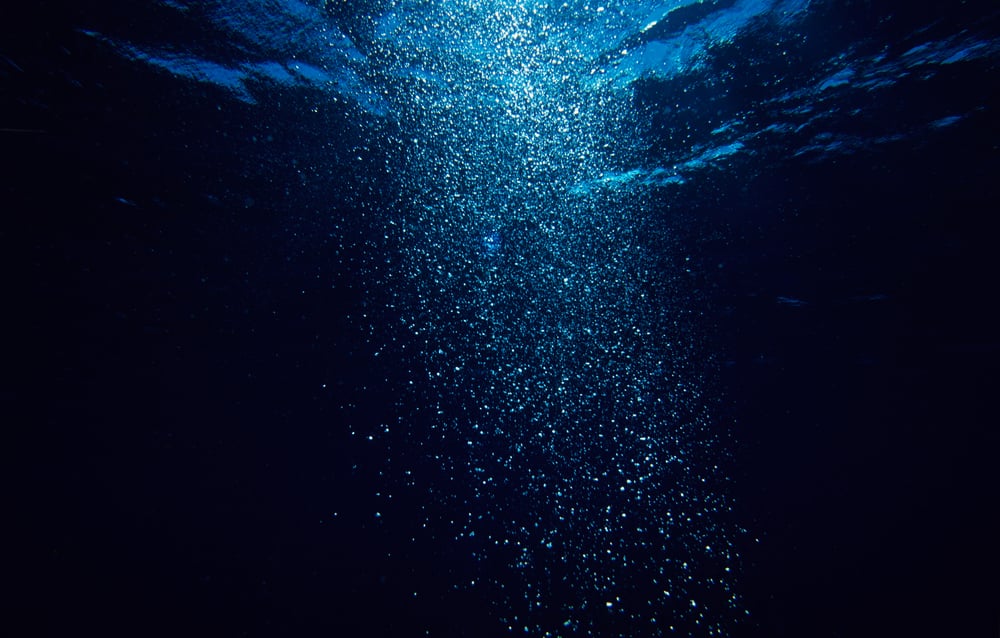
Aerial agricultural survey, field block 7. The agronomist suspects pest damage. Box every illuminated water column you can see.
[369,2,741,634]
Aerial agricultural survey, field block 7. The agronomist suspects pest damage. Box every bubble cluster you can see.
[357,1,744,635]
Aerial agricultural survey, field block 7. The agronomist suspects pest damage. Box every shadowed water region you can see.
[5,1,1000,637]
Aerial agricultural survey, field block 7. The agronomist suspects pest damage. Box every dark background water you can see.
[4,2,999,637]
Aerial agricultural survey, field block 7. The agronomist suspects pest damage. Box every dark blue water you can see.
[4,1,999,636]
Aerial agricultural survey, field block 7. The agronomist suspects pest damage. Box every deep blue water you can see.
[3,1,999,637]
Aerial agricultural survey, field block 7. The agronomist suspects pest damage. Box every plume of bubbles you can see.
[357,2,744,635]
